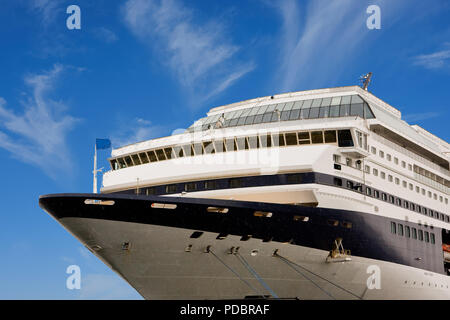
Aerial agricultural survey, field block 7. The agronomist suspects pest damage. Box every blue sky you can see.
[0,0,449,299]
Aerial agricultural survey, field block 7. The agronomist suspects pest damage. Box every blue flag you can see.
[96,138,111,150]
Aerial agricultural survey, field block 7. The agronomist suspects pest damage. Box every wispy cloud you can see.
[412,44,450,70]
[272,0,410,91]
[122,0,254,105]
[111,117,164,147]
[403,112,440,123]
[26,0,62,26]
[272,0,370,91]
[0,64,79,179]
[94,27,119,44]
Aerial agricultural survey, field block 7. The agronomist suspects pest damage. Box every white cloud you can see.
[272,0,411,91]
[0,64,79,179]
[272,0,371,91]
[403,112,440,123]
[111,117,164,147]
[27,0,61,26]
[412,48,450,70]
[94,27,119,44]
[122,0,254,105]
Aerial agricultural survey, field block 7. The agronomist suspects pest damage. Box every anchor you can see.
[326,237,352,263]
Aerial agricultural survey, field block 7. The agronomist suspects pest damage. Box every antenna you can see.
[359,72,372,91]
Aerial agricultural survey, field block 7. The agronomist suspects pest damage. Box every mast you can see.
[93,144,97,194]
[360,72,373,91]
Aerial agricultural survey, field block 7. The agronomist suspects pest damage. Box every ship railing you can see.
[370,133,449,177]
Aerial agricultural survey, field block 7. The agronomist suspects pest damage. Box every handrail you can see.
[370,132,449,177]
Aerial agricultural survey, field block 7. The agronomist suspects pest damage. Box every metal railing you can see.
[370,132,449,177]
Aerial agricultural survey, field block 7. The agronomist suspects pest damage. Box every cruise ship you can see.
[39,84,450,299]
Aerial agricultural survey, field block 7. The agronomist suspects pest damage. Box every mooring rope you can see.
[274,251,362,300]
[209,249,266,298]
[235,252,279,299]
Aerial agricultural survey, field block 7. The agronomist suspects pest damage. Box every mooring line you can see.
[274,252,362,300]
[275,252,335,299]
[235,252,279,299]
[209,249,266,298]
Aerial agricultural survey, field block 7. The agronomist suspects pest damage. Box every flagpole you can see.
[93,143,97,194]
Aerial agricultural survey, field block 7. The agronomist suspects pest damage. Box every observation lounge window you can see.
[245,106,259,125]
[339,104,350,117]
[186,95,375,132]
[289,100,303,120]
[280,102,293,120]
[338,130,354,147]
[308,106,320,119]
[253,105,268,124]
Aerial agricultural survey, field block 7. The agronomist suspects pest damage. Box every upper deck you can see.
[108,86,449,174]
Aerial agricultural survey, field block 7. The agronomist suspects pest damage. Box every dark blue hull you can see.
[39,193,448,276]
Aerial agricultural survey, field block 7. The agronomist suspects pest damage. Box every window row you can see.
[110,129,353,170]
[370,145,449,193]
[390,222,436,244]
[369,166,448,204]
[187,95,375,132]
[371,146,413,171]
[332,177,449,224]
[414,164,450,189]
[335,154,448,206]
[145,174,306,195]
